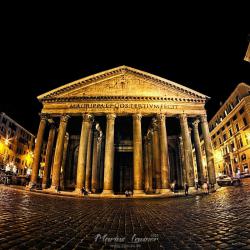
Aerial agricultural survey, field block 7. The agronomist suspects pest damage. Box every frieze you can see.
[69,103,178,110]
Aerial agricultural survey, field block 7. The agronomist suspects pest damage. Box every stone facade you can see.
[28,66,216,193]
[208,82,250,177]
[0,112,35,175]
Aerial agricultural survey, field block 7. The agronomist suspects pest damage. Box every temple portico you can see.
[28,66,216,196]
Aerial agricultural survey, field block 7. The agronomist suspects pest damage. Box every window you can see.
[243,117,248,126]
[236,95,241,103]
[230,142,235,152]
[239,107,245,114]
[246,134,250,145]
[237,137,243,148]
[241,154,247,161]
[229,128,233,137]
[217,131,220,135]
[235,123,239,132]
[230,103,234,110]
[226,121,231,127]
[2,118,7,124]
[223,133,227,141]
[222,126,225,131]
[219,138,222,144]
[233,115,237,121]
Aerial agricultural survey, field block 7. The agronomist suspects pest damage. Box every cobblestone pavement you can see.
[0,180,250,250]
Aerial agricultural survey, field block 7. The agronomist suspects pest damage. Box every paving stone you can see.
[0,179,250,249]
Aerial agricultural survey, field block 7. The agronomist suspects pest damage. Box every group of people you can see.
[125,190,133,197]
[183,180,210,196]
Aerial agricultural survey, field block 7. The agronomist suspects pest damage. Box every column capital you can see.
[156,113,166,122]
[200,114,207,123]
[152,118,158,131]
[192,119,200,129]
[179,113,187,122]
[106,113,116,120]
[60,114,70,123]
[82,114,94,122]
[132,113,142,121]
[49,120,56,128]
[39,113,49,121]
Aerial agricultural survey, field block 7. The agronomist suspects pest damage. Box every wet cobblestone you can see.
[0,179,250,249]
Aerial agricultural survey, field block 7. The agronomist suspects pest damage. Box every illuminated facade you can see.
[28,66,216,195]
[208,83,250,176]
[0,112,35,175]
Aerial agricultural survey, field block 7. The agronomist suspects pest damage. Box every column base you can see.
[74,188,84,195]
[47,185,60,193]
[26,181,36,190]
[159,188,171,194]
[155,189,161,194]
[101,189,114,195]
[133,189,144,195]
[188,187,197,193]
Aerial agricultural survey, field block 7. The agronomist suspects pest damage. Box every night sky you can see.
[1,4,249,135]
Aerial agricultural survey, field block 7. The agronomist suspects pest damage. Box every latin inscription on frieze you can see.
[69,103,178,109]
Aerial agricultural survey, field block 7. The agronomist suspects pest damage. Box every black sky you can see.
[1,4,249,135]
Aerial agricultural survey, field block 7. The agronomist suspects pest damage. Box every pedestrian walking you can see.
[203,182,209,194]
[184,182,189,196]
[195,178,199,190]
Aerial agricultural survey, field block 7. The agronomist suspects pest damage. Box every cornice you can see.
[42,95,206,103]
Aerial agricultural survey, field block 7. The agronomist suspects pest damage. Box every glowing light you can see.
[246,133,250,144]
[214,149,223,162]
[5,164,10,172]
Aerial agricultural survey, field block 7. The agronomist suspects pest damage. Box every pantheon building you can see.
[29,66,216,195]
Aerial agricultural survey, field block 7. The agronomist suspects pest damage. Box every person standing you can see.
[184,182,189,196]
[203,181,209,194]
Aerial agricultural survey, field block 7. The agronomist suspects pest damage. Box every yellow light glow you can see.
[246,133,250,144]
[25,151,34,166]
[214,149,223,162]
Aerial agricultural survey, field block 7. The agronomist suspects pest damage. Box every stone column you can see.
[147,131,153,192]
[157,114,170,193]
[29,113,47,187]
[144,136,150,192]
[102,114,116,194]
[179,114,195,187]
[192,119,205,184]
[152,118,161,192]
[75,114,93,194]
[200,114,216,185]
[178,136,185,187]
[60,133,69,190]
[91,130,99,193]
[85,124,93,191]
[42,122,56,189]
[50,115,70,191]
[133,114,144,194]
[99,136,105,189]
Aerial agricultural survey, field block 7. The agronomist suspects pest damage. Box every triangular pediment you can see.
[38,66,209,102]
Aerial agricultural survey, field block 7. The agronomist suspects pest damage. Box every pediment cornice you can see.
[38,66,209,101]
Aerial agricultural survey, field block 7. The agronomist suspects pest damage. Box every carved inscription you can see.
[69,103,178,109]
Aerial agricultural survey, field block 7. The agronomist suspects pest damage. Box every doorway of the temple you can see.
[114,152,133,194]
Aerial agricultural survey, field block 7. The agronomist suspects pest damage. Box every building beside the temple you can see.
[0,112,35,175]
[208,83,250,176]
[28,66,216,195]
